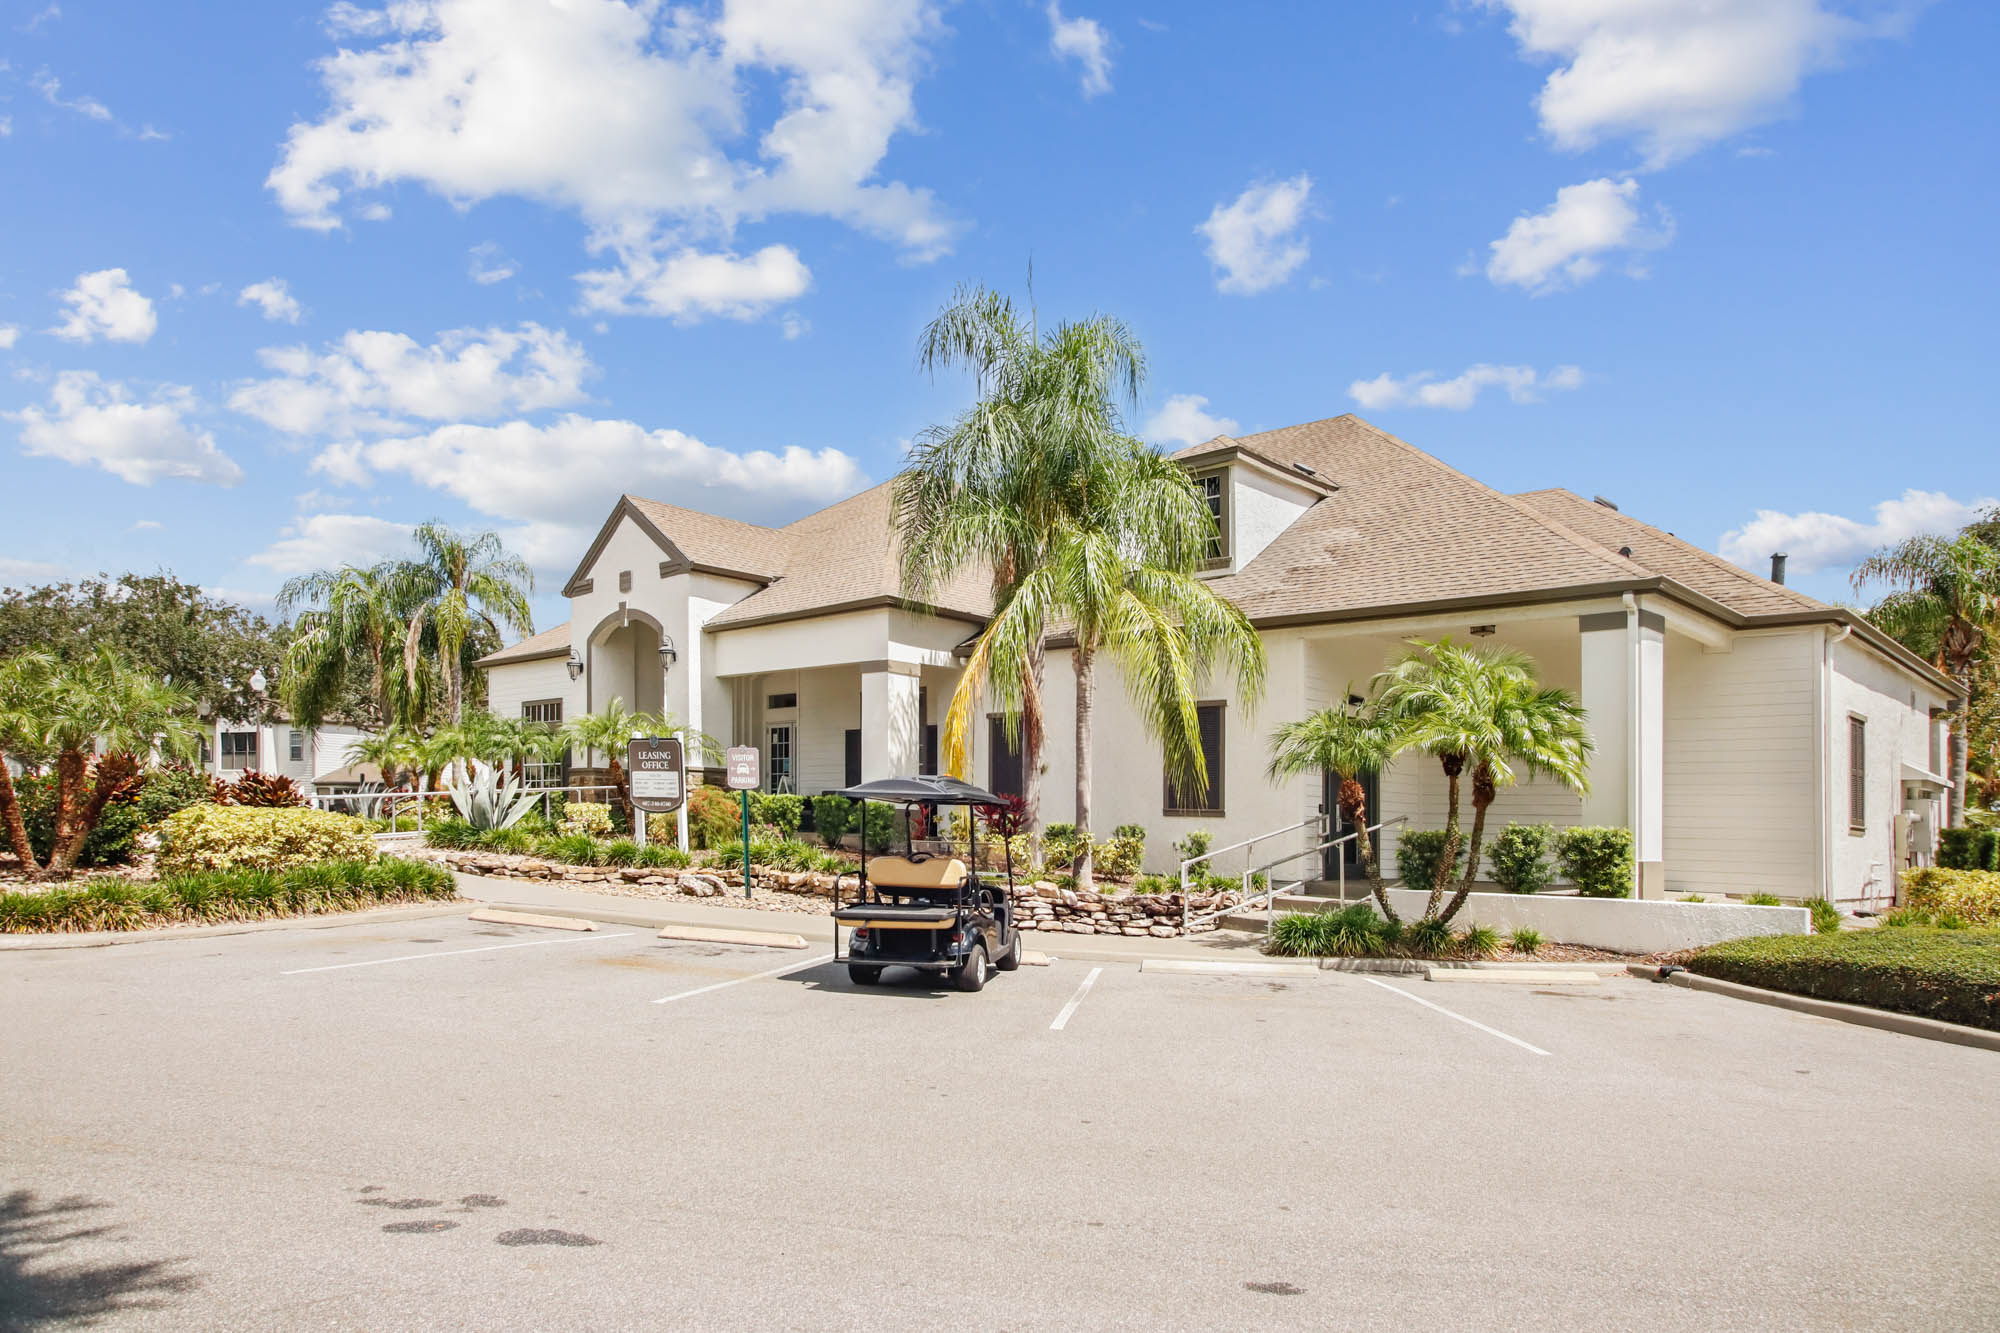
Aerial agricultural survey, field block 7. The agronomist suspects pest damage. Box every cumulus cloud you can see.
[267,0,954,318]
[1143,394,1239,448]
[52,268,157,343]
[229,322,594,437]
[12,370,243,486]
[467,242,517,286]
[246,513,415,574]
[1047,2,1113,97]
[577,243,811,322]
[1719,489,1999,579]
[237,278,303,323]
[1477,0,1906,169]
[0,326,18,350]
[1197,174,1313,295]
[1484,177,1672,293]
[1348,363,1584,411]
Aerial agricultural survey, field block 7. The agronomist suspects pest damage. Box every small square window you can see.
[766,693,798,710]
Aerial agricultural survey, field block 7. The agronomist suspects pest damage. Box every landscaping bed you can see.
[0,858,458,933]
[1687,927,2000,1032]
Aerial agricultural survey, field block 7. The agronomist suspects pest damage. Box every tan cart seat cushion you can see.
[865,855,969,890]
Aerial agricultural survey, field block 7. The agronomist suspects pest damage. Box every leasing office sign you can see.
[627,737,686,814]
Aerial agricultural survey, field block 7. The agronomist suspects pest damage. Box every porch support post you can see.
[1579,600,1666,897]
[860,664,922,782]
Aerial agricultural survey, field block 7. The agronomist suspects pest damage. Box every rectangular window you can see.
[918,687,937,776]
[987,715,1023,798]
[521,700,568,789]
[288,730,304,762]
[1930,715,1942,775]
[1164,703,1226,816]
[1195,469,1229,566]
[221,731,258,770]
[768,725,793,792]
[1848,715,1867,834]
[766,692,798,710]
[844,729,862,789]
[618,570,632,593]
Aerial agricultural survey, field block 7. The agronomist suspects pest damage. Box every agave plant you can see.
[442,758,541,832]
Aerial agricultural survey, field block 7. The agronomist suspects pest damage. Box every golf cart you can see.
[827,775,1023,992]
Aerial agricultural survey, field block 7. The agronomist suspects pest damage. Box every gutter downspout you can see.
[1624,593,1642,897]
[1817,625,1852,899]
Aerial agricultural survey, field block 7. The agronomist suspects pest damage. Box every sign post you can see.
[627,737,687,852]
[724,745,760,898]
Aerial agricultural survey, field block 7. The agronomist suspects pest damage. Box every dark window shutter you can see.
[1848,717,1866,831]
[987,716,1022,798]
[922,725,939,777]
[844,730,862,788]
[1164,703,1225,815]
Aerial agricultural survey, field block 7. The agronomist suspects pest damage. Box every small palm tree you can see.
[563,700,656,822]
[345,727,420,789]
[1854,532,2000,825]
[393,523,535,727]
[1267,701,1398,923]
[277,561,408,729]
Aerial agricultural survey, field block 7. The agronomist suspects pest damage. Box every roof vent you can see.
[1618,546,1633,559]
[1291,462,1318,477]
[1593,495,1619,511]
[1770,552,1788,585]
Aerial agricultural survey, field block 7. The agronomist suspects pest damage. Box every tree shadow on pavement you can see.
[0,1188,199,1327]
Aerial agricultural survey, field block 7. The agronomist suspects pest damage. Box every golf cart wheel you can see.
[994,930,1022,972]
[848,964,883,986]
[955,943,989,993]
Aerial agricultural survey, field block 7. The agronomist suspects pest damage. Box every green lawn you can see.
[1689,927,2000,1032]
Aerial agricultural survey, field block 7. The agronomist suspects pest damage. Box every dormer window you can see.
[1195,469,1230,568]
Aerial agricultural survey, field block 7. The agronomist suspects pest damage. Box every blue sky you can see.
[3,0,1993,634]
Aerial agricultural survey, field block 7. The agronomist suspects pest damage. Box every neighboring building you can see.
[477,414,1957,904]
[198,715,374,795]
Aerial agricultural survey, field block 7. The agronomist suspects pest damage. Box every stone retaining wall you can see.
[419,848,1239,935]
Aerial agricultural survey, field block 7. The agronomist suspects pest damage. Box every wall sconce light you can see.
[659,636,679,674]
[566,648,584,681]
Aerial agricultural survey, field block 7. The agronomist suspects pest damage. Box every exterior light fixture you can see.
[1470,624,1496,637]
[566,648,585,681]
[659,636,679,673]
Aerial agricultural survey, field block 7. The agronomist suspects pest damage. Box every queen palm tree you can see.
[393,524,535,728]
[277,561,409,730]
[1854,532,2000,826]
[1267,701,1399,924]
[344,727,421,790]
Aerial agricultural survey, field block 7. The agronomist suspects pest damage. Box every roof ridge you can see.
[624,493,780,534]
[774,476,895,531]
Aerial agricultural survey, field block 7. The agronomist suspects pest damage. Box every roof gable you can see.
[561,495,786,597]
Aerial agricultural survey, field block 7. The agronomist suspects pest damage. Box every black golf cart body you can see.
[826,775,1023,992]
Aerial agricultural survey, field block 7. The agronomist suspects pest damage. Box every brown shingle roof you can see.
[475,620,570,667]
[1512,488,1826,617]
[623,496,790,578]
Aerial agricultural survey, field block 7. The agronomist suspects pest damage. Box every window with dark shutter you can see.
[1164,702,1226,816]
[987,715,1023,798]
[1848,716,1866,833]
[844,729,862,789]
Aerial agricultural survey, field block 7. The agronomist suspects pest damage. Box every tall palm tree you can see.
[1854,532,2000,826]
[1267,701,1399,923]
[896,282,1148,838]
[393,524,535,727]
[1374,639,1591,922]
[563,700,659,824]
[277,562,408,729]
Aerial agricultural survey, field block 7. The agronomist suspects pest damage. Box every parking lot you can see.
[4,912,1997,1331]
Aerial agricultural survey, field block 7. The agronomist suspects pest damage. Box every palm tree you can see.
[277,562,408,729]
[897,283,1148,838]
[1854,532,2000,826]
[393,524,535,727]
[1267,702,1399,924]
[563,700,658,824]
[1374,639,1591,922]
[344,727,421,790]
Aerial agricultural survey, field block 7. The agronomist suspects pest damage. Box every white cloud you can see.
[12,370,243,486]
[1477,0,1905,169]
[0,556,69,587]
[0,325,18,349]
[129,519,162,531]
[30,69,109,121]
[1143,394,1239,448]
[237,278,303,323]
[467,241,517,286]
[1484,177,1672,293]
[52,268,157,343]
[577,243,811,322]
[20,5,62,34]
[0,117,11,137]
[267,0,954,317]
[247,513,416,574]
[1719,489,1999,579]
[1047,2,1113,97]
[229,322,594,437]
[1348,363,1584,411]
[780,312,810,340]
[1197,175,1313,295]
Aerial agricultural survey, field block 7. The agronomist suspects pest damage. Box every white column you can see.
[1578,602,1666,896]
[860,666,922,781]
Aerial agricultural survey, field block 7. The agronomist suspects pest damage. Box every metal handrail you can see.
[1175,815,1322,929]
[308,783,624,832]
[1181,817,1408,937]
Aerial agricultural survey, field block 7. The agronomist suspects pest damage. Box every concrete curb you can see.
[1318,958,1628,976]
[469,908,597,932]
[1139,958,1318,978]
[1628,964,2000,1053]
[657,924,808,950]
[0,901,471,951]
[1426,968,1601,985]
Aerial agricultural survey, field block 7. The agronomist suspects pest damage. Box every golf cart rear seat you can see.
[863,855,969,891]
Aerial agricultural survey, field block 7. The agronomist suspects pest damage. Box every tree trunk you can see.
[51,754,137,876]
[446,643,464,727]
[1949,697,1969,828]
[1337,779,1397,925]
[608,757,631,829]
[1424,756,1464,920]
[0,755,38,876]
[51,749,86,875]
[1439,762,1495,925]
[1021,635,1045,852]
[1073,644,1095,891]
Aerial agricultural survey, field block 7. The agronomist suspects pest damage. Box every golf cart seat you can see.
[864,855,969,891]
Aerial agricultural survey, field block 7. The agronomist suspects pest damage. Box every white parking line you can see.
[1360,977,1550,1056]
[281,931,638,975]
[1050,967,1103,1031]
[651,953,834,1004]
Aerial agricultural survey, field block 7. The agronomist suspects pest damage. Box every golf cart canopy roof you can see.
[823,775,1009,806]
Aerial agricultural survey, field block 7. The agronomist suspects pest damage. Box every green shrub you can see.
[1173,829,1212,865]
[808,795,852,848]
[1268,903,1386,958]
[1488,822,1556,894]
[600,838,641,867]
[155,804,376,875]
[135,763,220,825]
[1394,829,1464,891]
[750,793,804,838]
[1743,892,1782,906]
[686,785,740,850]
[1557,826,1634,898]
[1092,836,1144,879]
[1508,926,1544,956]
[1113,823,1147,845]
[1680,894,1706,903]
[0,857,455,933]
[1400,916,1456,957]
[1903,867,2000,925]
[561,802,612,837]
[860,803,898,854]
[540,833,599,866]
[425,816,477,850]
[635,843,690,869]
[1689,927,2000,1031]
[15,773,146,867]
[1937,827,2000,871]
[1131,874,1174,895]
[1804,896,1842,934]
[1457,924,1500,958]
[218,770,307,808]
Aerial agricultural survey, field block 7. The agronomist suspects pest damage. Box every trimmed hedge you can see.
[1489,822,1557,894]
[0,858,456,933]
[1902,867,2000,926]
[1394,829,1464,891]
[1938,827,2000,872]
[1689,927,2000,1031]
[1558,826,1634,898]
[155,804,377,875]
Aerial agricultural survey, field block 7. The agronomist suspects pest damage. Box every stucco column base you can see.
[1636,861,1666,900]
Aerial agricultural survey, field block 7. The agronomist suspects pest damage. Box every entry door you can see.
[1322,769,1381,880]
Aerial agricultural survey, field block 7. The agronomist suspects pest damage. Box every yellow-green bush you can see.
[155,804,377,875]
[561,802,612,836]
[1902,867,2000,926]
